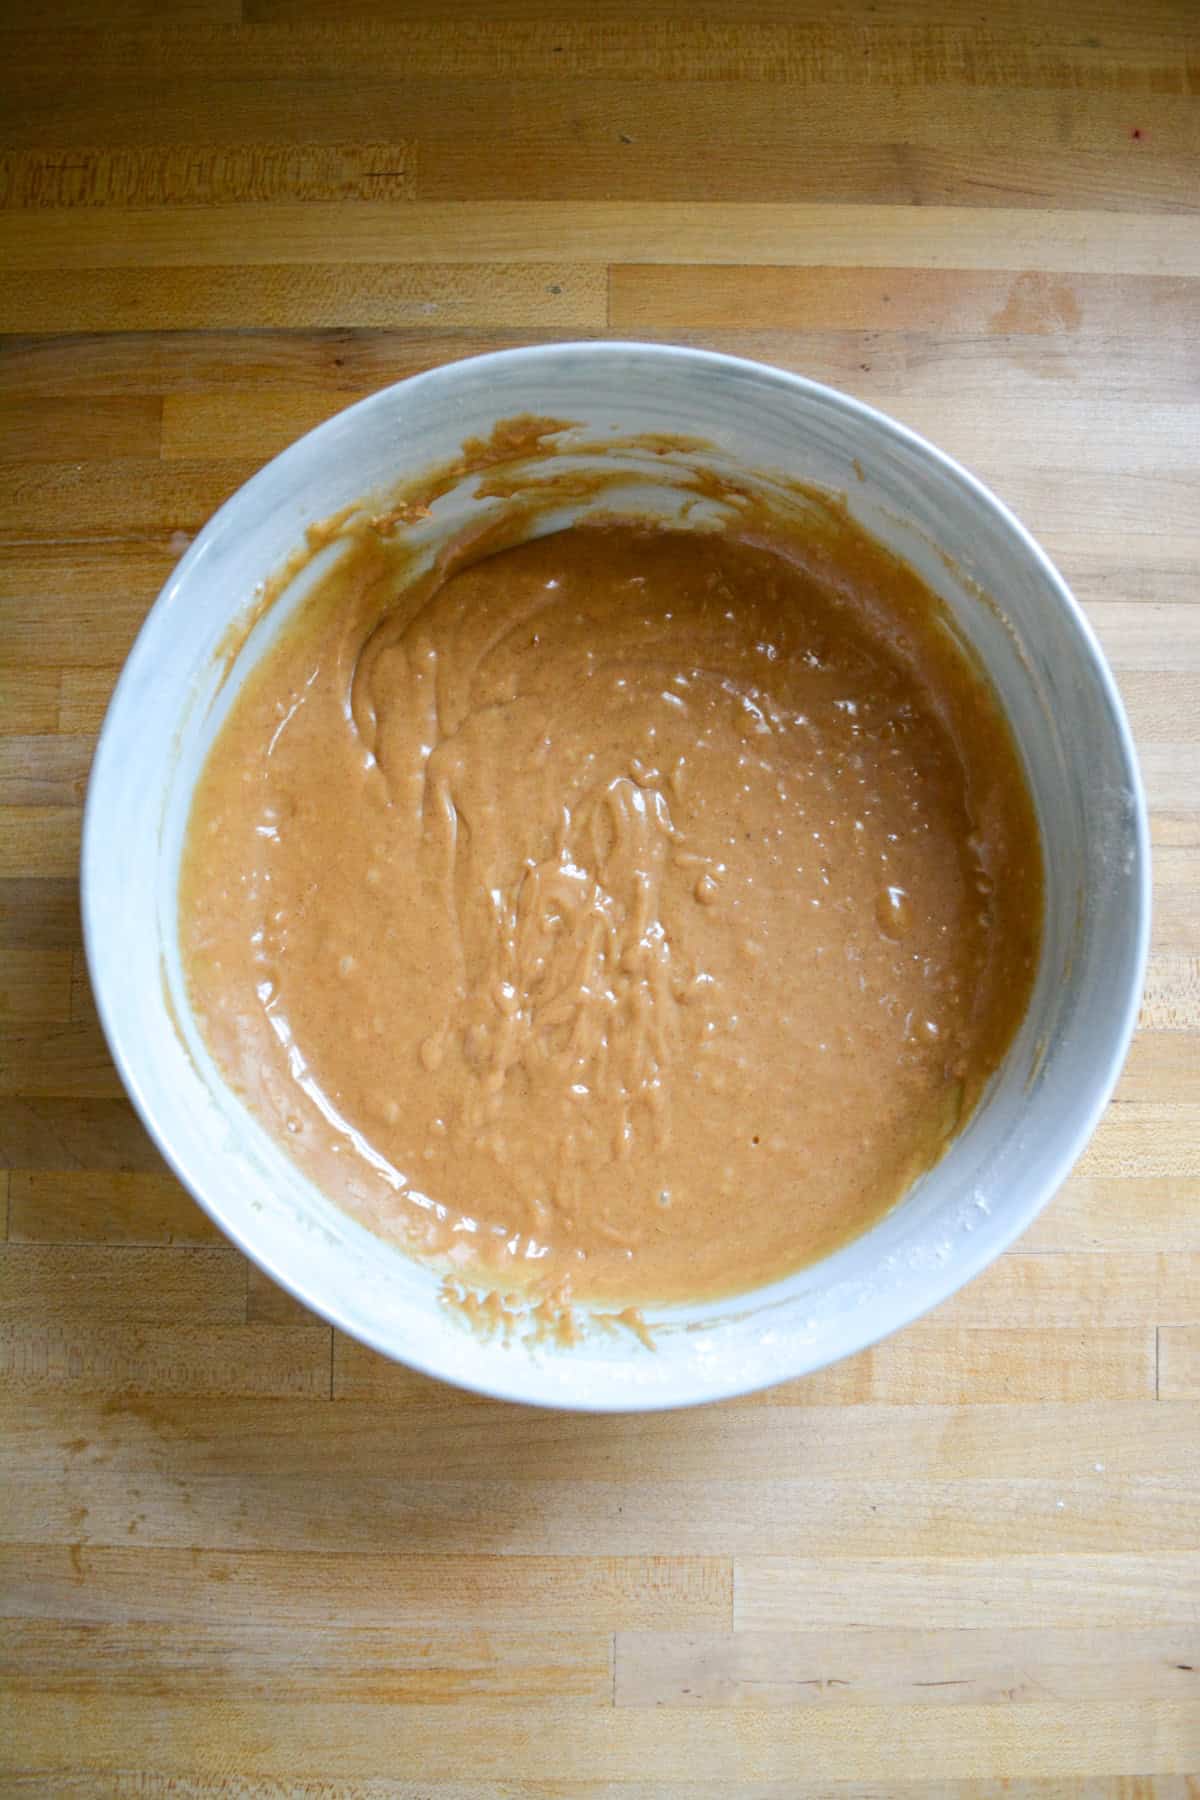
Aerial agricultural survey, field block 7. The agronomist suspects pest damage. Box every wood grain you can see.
[0,263,608,333]
[0,947,73,1022]
[0,144,416,208]
[0,1096,165,1171]
[1,3,1197,1793]
[0,1781,1193,1800]
[7,1470,1197,1559]
[7,1169,220,1243]
[0,736,93,807]
[0,395,162,460]
[1022,1173,1200,1250]
[0,808,83,880]
[0,1246,248,1325]
[735,1556,1200,1631]
[0,668,59,734]
[1158,1326,1200,1399]
[0,1323,333,1399]
[0,1618,614,1702]
[0,1544,733,1631]
[4,203,1199,275]
[5,15,1195,89]
[5,1395,1195,1483]
[2,1694,1198,1784]
[610,265,1200,334]
[614,1626,1200,1707]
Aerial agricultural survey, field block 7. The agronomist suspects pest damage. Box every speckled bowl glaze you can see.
[83,344,1149,1410]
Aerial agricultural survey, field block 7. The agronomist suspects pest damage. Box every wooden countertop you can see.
[1,3,1198,1791]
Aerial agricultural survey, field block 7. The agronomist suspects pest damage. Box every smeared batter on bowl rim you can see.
[180,452,1042,1311]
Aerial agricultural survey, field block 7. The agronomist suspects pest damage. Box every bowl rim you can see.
[82,340,1152,1411]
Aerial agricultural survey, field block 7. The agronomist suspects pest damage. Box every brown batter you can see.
[180,501,1042,1307]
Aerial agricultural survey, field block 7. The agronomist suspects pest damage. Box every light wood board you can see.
[1,1,1198,1791]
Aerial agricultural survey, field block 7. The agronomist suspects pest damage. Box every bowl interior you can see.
[83,344,1148,1409]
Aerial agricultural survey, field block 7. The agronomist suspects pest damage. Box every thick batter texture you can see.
[180,511,1042,1306]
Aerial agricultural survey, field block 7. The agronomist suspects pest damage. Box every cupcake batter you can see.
[180,505,1041,1306]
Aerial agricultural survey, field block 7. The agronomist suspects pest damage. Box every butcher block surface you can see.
[1,0,1198,1792]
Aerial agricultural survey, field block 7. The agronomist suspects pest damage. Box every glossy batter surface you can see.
[180,516,1041,1305]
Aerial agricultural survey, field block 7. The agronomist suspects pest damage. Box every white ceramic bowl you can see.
[83,344,1149,1410]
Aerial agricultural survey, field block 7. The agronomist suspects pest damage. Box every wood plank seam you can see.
[1156,1323,1162,1399]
